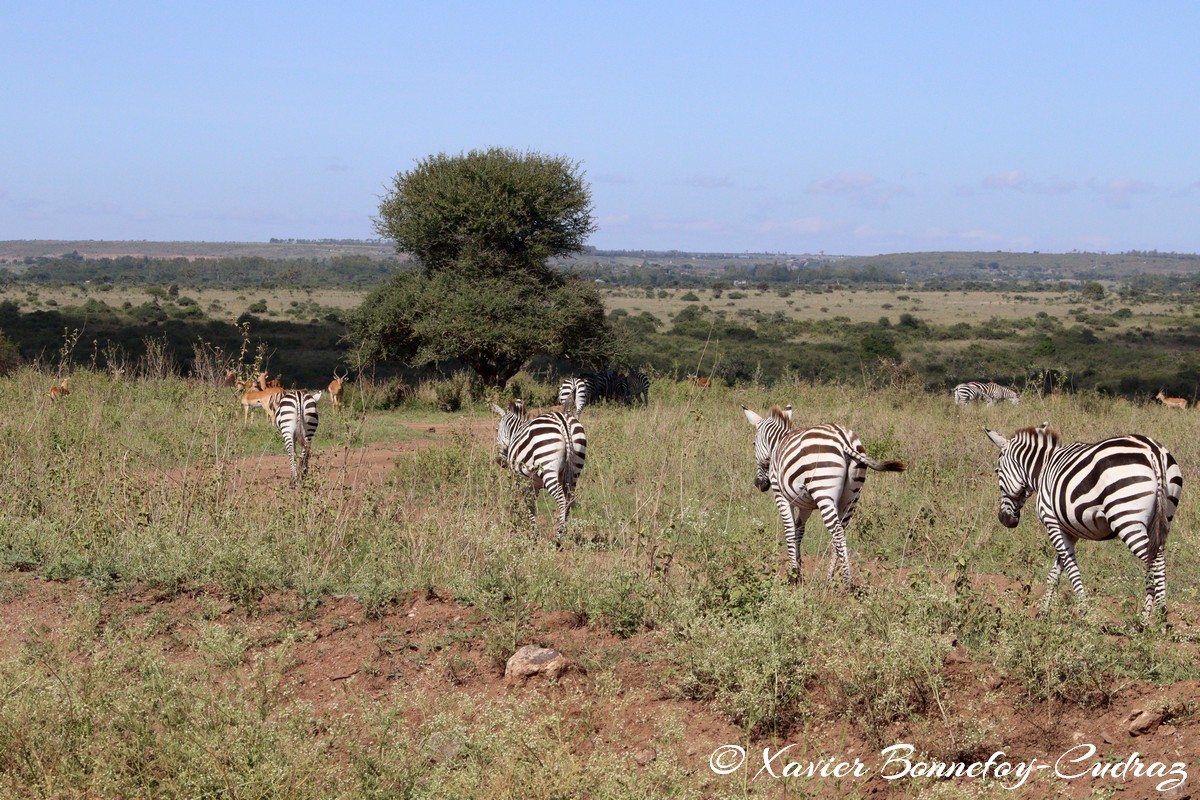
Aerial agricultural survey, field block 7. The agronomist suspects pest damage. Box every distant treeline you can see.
[3,254,396,289]
[8,250,1200,294]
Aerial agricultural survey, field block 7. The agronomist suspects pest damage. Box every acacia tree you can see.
[349,148,616,387]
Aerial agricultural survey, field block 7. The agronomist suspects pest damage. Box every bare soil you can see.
[3,422,1197,798]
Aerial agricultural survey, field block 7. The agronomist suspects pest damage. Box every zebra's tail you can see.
[1146,450,1170,565]
[847,448,906,473]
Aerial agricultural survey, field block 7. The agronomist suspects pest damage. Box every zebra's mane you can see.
[769,405,793,426]
[1016,424,1059,445]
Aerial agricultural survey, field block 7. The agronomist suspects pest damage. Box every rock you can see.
[985,674,1005,691]
[505,645,572,681]
[1071,731,1086,744]
[634,747,657,766]
[1100,731,1114,744]
[1158,724,1177,737]
[1127,708,1164,737]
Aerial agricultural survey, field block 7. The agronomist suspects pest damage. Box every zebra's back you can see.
[1040,434,1181,546]
[270,389,321,486]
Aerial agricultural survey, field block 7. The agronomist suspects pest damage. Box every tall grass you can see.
[1,366,1198,795]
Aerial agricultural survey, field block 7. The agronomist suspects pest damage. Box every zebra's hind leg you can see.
[819,499,855,591]
[542,471,571,549]
[1143,549,1167,625]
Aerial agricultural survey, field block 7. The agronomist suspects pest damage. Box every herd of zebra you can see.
[557,369,651,413]
[492,375,1182,624]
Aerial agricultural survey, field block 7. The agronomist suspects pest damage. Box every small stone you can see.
[1158,724,1177,737]
[986,674,1005,691]
[1127,709,1164,737]
[634,748,657,766]
[1071,731,1086,743]
[505,645,572,681]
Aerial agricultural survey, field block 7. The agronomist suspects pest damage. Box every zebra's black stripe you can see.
[269,389,321,487]
[985,424,1183,622]
[744,404,905,588]
[954,381,1020,406]
[491,400,587,546]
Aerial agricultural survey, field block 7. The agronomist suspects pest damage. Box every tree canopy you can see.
[350,148,615,387]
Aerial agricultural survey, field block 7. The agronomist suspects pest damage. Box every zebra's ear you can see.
[1037,421,1050,431]
[984,428,1009,449]
[311,391,323,402]
[783,403,794,421]
[489,403,505,416]
[742,406,763,426]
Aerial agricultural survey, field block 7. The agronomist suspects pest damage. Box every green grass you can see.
[1,365,1198,796]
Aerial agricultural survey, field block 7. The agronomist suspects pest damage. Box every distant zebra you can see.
[743,405,906,588]
[626,370,651,404]
[490,400,587,547]
[954,381,1020,406]
[985,423,1182,622]
[268,389,322,487]
[558,377,591,414]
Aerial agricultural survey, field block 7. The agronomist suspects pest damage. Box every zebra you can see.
[268,389,322,487]
[954,381,1020,406]
[490,399,587,547]
[625,370,651,404]
[743,404,905,588]
[557,377,591,414]
[984,423,1182,623]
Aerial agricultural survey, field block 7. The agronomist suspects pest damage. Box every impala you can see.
[327,366,348,413]
[241,386,285,424]
[49,377,70,401]
[1155,390,1187,409]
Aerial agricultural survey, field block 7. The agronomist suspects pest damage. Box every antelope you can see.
[254,371,283,391]
[327,366,348,413]
[221,369,239,387]
[1155,390,1187,410]
[241,386,286,424]
[688,374,712,389]
[49,377,70,401]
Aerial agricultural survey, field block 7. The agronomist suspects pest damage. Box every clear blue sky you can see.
[4,2,1199,256]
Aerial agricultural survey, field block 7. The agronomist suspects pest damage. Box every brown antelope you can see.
[254,371,283,391]
[241,386,286,424]
[1155,390,1187,409]
[48,377,70,401]
[327,366,348,413]
[688,374,712,389]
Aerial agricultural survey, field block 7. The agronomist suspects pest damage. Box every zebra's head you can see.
[489,400,528,465]
[743,404,793,492]
[984,423,1056,528]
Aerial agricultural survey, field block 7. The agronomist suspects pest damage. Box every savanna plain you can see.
[0,262,1198,798]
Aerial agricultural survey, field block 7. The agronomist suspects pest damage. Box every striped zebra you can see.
[743,405,906,588]
[954,381,1020,406]
[985,423,1182,622]
[625,370,651,404]
[490,400,587,547]
[558,377,591,414]
[268,389,321,487]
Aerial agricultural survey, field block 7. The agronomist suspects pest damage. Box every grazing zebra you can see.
[626,370,651,404]
[984,423,1182,622]
[953,381,1020,406]
[490,400,587,547]
[268,389,322,487]
[743,405,906,588]
[558,377,591,414]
